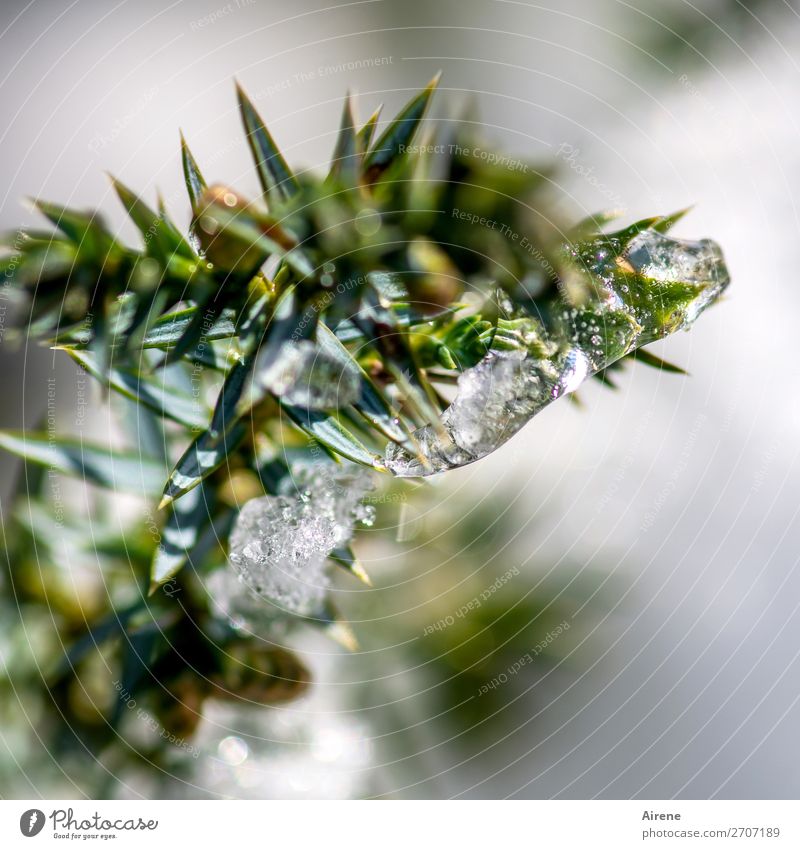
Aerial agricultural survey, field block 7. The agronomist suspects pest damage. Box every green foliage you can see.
[0,75,728,781]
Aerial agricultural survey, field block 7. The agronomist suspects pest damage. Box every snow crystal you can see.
[218,464,375,619]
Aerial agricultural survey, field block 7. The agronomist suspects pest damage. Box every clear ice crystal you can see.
[624,229,729,327]
[385,228,729,477]
[626,230,723,286]
[219,464,375,619]
[259,340,361,410]
[384,347,586,476]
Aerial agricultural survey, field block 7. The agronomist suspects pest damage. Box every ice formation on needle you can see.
[385,229,729,477]
[623,230,729,328]
[219,464,375,620]
[384,346,591,476]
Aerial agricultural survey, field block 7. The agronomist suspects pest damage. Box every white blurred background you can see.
[1,0,799,799]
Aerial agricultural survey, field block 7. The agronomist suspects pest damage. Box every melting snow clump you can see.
[219,464,375,620]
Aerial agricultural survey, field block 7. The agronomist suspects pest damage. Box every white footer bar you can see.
[0,799,795,848]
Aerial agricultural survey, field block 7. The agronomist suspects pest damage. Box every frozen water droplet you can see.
[553,347,589,397]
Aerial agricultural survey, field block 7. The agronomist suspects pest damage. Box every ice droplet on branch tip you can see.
[385,228,729,477]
